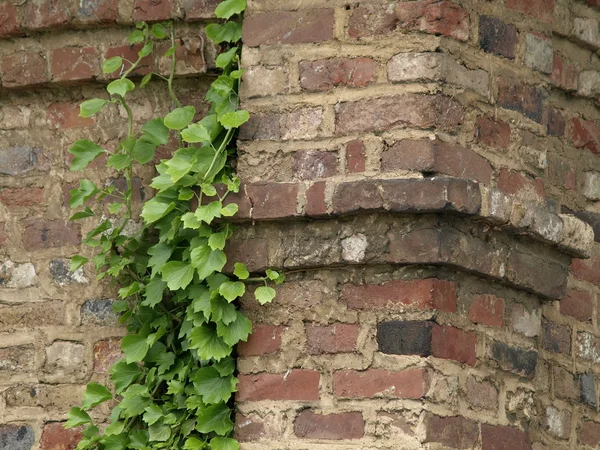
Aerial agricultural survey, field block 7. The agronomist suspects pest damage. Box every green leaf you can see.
[205,22,242,44]
[188,325,231,361]
[148,242,173,274]
[68,139,105,171]
[255,286,276,305]
[107,153,132,170]
[70,255,89,272]
[217,310,252,346]
[69,179,98,208]
[107,78,135,97]
[181,123,211,143]
[193,367,237,404]
[164,106,196,130]
[210,437,240,450]
[220,110,250,130]
[120,394,150,417]
[141,199,175,224]
[213,357,236,377]
[132,135,157,163]
[215,0,246,18]
[103,56,123,74]
[184,437,206,449]
[151,23,166,38]
[103,434,129,450]
[142,276,166,307]
[121,334,150,363]
[215,48,237,69]
[142,118,169,145]
[208,232,226,251]
[219,281,245,302]
[210,296,237,325]
[191,244,227,280]
[233,263,249,280]
[108,202,123,214]
[110,360,142,394]
[81,383,112,410]
[196,402,234,435]
[162,261,195,290]
[80,98,108,117]
[149,421,171,442]
[105,421,125,436]
[266,269,280,281]
[70,208,95,221]
[140,72,152,87]
[65,407,91,428]
[195,201,222,225]
[220,203,238,217]
[128,29,144,44]
[138,41,153,57]
[143,403,163,425]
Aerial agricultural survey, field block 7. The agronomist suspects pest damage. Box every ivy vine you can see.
[64,1,281,449]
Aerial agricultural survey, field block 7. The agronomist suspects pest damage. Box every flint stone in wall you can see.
[0,261,37,289]
[0,146,41,176]
[0,425,34,450]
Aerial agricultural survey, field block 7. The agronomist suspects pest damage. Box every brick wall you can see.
[2,0,600,449]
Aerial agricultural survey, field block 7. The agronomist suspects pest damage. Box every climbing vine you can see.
[64,1,281,448]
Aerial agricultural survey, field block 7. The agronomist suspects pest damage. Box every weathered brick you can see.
[22,0,71,30]
[577,332,600,363]
[553,365,578,401]
[479,16,517,59]
[0,425,35,450]
[0,187,43,207]
[335,94,464,135]
[551,55,579,91]
[571,247,600,285]
[93,338,122,373]
[542,319,571,355]
[432,325,477,366]
[560,289,593,322]
[0,146,42,176]
[347,3,397,38]
[48,102,94,129]
[524,34,553,74]
[580,373,597,407]
[377,321,434,356]
[0,261,37,289]
[481,424,532,450]
[333,368,428,399]
[506,0,554,22]
[133,0,173,21]
[241,65,288,98]
[570,118,600,154]
[243,10,334,47]
[0,303,65,329]
[491,341,537,378]
[105,45,154,76]
[81,299,119,326]
[465,376,498,410]
[21,218,81,251]
[305,181,327,217]
[0,345,35,372]
[306,323,358,355]
[77,0,119,23]
[238,324,284,357]
[246,183,298,219]
[45,341,85,374]
[237,370,320,401]
[497,78,545,123]
[572,17,600,50]
[182,0,220,19]
[1,52,49,88]
[468,294,505,327]
[52,47,99,83]
[234,413,266,442]
[294,410,364,440]
[41,422,82,450]
[578,70,600,98]
[158,36,205,76]
[225,238,269,273]
[498,169,545,203]
[341,278,456,312]
[0,2,21,37]
[394,0,469,42]
[299,58,377,92]
[424,414,479,448]
[346,140,366,173]
[546,406,571,439]
[382,140,493,184]
[5,384,84,409]
[475,116,511,148]
[579,420,600,447]
[546,108,565,137]
[293,150,337,181]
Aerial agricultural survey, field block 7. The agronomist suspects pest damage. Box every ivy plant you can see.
[65,1,282,449]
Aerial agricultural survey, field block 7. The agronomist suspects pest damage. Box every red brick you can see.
[93,338,122,374]
[579,420,600,447]
[468,294,505,327]
[571,247,600,285]
[105,45,154,77]
[341,278,456,312]
[547,108,565,137]
[335,94,464,135]
[542,319,571,355]
[237,324,284,357]
[48,103,94,129]
[506,0,554,23]
[41,422,82,450]
[465,376,498,410]
[293,150,337,181]
[588,0,600,6]
[0,188,44,207]
[21,218,81,251]
[243,10,335,47]
[479,16,517,59]
[52,47,99,83]
[0,52,49,88]
[346,140,366,173]
[305,181,327,217]
[0,2,21,37]
[481,424,532,450]
[551,55,579,91]
[246,183,298,219]
[234,413,266,442]
[77,0,118,23]
[552,365,578,401]
[347,3,397,38]
[294,410,364,440]
[570,117,600,155]
[475,116,511,148]
[333,368,428,399]
[395,0,469,42]
[424,414,479,448]
[157,36,205,76]
[133,0,174,21]
[299,58,377,92]
[498,169,545,203]
[305,323,359,354]
[181,0,220,20]
[431,325,477,366]
[237,370,320,401]
[560,289,593,322]
[497,78,545,123]
[22,0,71,30]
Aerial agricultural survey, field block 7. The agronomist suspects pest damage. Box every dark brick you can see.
[294,410,364,440]
[81,299,119,326]
[377,321,434,356]
[553,366,578,401]
[491,341,537,378]
[182,0,220,19]
[424,414,479,449]
[505,250,567,300]
[234,413,266,442]
[481,424,532,450]
[479,16,517,59]
[581,373,597,407]
[542,319,571,355]
[21,219,81,251]
[0,146,42,176]
[475,116,511,148]
[579,421,600,447]
[0,424,35,450]
[547,108,565,136]
[560,289,593,323]
[497,78,545,123]
[0,2,21,37]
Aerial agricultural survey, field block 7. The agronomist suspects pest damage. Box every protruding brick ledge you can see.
[220,177,594,259]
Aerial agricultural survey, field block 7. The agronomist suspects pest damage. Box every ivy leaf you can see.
[80,98,108,117]
[220,203,238,217]
[121,334,150,363]
[255,286,276,305]
[103,56,123,74]
[162,261,195,291]
[103,434,129,450]
[220,110,250,130]
[217,310,252,346]
[149,421,171,442]
[181,122,212,143]
[195,201,222,225]
[205,22,242,44]
[210,296,237,325]
[108,202,123,214]
[70,255,89,272]
[107,78,135,97]
[215,0,246,18]
[151,23,166,38]
[110,360,142,394]
[164,106,196,130]
[148,242,174,275]
[233,262,249,280]
[142,118,169,145]
[141,199,175,224]
[105,421,125,436]
[120,394,151,418]
[190,285,211,315]
[69,179,98,208]
[132,135,157,164]
[138,41,153,57]
[142,276,166,307]
[191,244,227,280]
[143,403,163,425]
[219,281,245,302]
[81,383,112,410]
[140,72,152,87]
[188,325,231,361]
[265,269,281,281]
[183,437,206,449]
[107,153,132,170]
[215,48,237,69]
[165,147,196,182]
[65,407,91,428]
[196,402,234,435]
[210,437,240,450]
[208,232,226,250]
[70,208,95,221]
[213,357,236,377]
[192,367,237,405]
[68,139,105,171]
